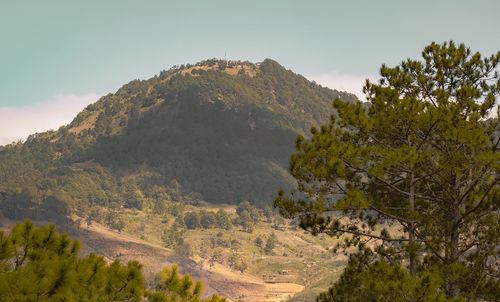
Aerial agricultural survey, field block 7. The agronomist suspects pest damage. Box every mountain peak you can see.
[161,59,260,80]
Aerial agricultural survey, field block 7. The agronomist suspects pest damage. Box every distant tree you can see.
[200,210,216,229]
[105,208,125,232]
[235,210,254,233]
[162,227,185,249]
[263,205,273,223]
[184,211,201,230]
[208,250,223,268]
[149,185,170,215]
[264,233,277,254]
[89,206,105,224]
[236,201,260,223]
[173,211,186,229]
[167,180,183,203]
[215,209,233,230]
[272,215,285,230]
[254,236,264,249]
[228,252,247,273]
[123,183,145,210]
[166,201,185,217]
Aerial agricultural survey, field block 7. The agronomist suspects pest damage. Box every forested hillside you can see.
[0,59,356,221]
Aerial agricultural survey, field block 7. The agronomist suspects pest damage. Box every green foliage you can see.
[178,209,233,231]
[149,265,206,301]
[210,249,226,268]
[234,201,261,232]
[254,236,264,248]
[105,208,126,232]
[227,252,247,273]
[317,249,451,302]
[0,220,145,301]
[214,209,232,230]
[235,210,254,233]
[276,41,500,300]
[199,210,216,229]
[184,212,201,230]
[264,233,277,254]
[0,221,225,302]
[236,201,260,223]
[162,227,185,249]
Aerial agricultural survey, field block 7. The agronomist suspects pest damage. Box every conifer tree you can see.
[0,221,226,301]
[275,41,499,299]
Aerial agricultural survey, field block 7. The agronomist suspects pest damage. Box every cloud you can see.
[0,93,101,146]
[306,72,377,101]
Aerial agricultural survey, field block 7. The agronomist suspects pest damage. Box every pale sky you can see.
[1,0,499,144]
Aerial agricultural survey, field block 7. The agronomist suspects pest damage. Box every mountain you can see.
[0,59,356,221]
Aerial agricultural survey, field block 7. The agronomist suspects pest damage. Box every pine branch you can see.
[458,176,499,226]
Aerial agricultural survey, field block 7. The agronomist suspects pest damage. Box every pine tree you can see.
[200,210,216,229]
[215,209,233,230]
[317,248,451,302]
[275,41,499,299]
[0,221,144,301]
[264,233,277,254]
[184,211,201,229]
[236,210,254,233]
[0,221,227,301]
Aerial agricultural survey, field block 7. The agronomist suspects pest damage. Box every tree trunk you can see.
[446,208,460,298]
[408,172,417,276]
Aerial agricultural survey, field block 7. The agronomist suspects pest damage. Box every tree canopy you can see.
[275,41,499,300]
[0,221,226,302]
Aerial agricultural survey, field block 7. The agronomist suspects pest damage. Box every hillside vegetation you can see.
[0,59,356,222]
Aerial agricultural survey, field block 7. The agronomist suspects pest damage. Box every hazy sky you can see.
[1,0,499,144]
